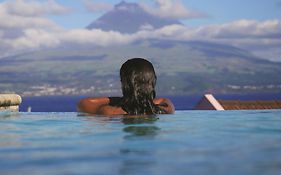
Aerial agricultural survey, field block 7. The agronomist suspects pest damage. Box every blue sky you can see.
[43,0,281,29]
[0,0,280,61]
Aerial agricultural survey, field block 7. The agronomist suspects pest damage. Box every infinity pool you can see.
[0,110,281,175]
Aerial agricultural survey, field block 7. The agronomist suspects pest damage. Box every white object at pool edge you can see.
[204,94,224,110]
[0,94,22,112]
[194,94,225,110]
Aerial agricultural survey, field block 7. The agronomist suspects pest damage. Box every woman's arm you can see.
[77,97,126,115]
[78,97,174,115]
[77,97,110,114]
[153,98,175,114]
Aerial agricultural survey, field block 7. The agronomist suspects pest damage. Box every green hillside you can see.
[1,39,281,96]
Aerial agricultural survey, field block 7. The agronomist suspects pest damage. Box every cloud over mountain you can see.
[86,1,183,33]
[0,0,280,61]
[141,0,206,19]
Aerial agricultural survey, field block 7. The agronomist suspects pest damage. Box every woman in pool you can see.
[78,58,175,115]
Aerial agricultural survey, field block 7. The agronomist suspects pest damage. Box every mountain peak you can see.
[87,1,182,33]
[114,1,138,11]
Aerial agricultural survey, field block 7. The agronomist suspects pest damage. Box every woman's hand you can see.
[153,98,175,114]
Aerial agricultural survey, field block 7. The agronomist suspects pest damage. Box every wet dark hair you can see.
[120,58,164,115]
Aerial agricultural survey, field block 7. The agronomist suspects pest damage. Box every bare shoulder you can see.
[78,97,110,105]
[154,97,175,114]
[77,97,126,115]
[77,97,110,114]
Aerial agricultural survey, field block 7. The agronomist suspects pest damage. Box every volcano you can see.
[87,1,182,33]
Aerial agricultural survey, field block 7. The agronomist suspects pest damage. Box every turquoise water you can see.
[0,110,281,175]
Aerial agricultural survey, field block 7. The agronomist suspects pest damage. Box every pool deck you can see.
[0,94,22,112]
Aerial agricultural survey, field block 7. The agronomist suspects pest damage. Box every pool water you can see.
[0,110,281,175]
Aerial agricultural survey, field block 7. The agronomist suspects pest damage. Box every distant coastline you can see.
[19,93,281,112]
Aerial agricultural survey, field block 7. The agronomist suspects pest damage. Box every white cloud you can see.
[5,28,61,50]
[1,0,70,16]
[61,29,132,46]
[1,19,281,61]
[57,19,281,61]
[200,19,281,39]
[0,0,69,30]
[141,0,206,19]
[0,13,59,29]
[177,19,281,61]
[0,0,65,57]
[0,0,280,62]
[84,0,113,13]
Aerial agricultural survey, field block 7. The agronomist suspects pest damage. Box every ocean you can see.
[19,93,281,112]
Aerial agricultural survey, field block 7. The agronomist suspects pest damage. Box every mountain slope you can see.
[87,1,182,33]
[1,39,281,96]
[1,1,281,96]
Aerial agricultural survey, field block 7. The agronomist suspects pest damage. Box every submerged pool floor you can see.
[0,110,281,175]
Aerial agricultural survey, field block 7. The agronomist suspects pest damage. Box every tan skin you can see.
[77,97,175,115]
